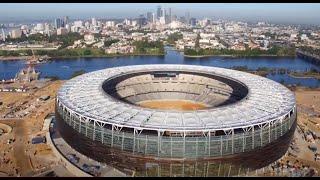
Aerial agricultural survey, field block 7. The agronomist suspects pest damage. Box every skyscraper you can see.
[146,12,153,23]
[156,6,162,19]
[92,18,97,26]
[1,28,5,41]
[168,8,172,23]
[185,11,190,24]
[162,9,166,18]
[54,18,62,29]
[64,16,69,26]
[190,18,197,26]
[138,14,146,28]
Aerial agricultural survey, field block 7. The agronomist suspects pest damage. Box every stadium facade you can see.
[55,64,297,176]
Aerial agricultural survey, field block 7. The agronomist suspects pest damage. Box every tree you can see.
[83,49,91,56]
[167,32,183,45]
[195,33,200,50]
[104,39,119,47]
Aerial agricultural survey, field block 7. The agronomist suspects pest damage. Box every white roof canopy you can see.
[57,64,296,132]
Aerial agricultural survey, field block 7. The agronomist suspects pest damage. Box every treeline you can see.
[49,33,83,49]
[104,39,120,47]
[35,48,105,57]
[184,46,296,57]
[166,32,183,45]
[299,46,320,56]
[0,48,105,57]
[5,32,84,49]
[132,40,165,55]
[0,49,33,56]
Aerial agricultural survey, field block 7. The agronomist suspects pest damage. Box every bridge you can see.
[296,50,320,65]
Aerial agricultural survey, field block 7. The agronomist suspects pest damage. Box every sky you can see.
[1,3,320,25]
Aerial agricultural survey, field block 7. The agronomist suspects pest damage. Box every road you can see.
[12,119,33,176]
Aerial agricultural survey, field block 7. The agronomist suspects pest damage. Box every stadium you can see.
[55,64,297,176]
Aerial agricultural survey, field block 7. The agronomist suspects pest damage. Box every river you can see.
[1,46,320,88]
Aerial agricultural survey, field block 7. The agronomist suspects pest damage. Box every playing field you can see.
[137,99,208,111]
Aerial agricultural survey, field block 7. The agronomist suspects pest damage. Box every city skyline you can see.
[1,3,320,25]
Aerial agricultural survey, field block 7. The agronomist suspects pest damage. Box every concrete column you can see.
[208,132,211,156]
[220,136,223,156]
[122,132,124,150]
[157,131,160,157]
[145,135,148,155]
[231,130,234,154]
[93,121,95,141]
[242,131,245,152]
[133,129,136,154]
[252,126,254,149]
[111,125,114,147]
[268,122,271,143]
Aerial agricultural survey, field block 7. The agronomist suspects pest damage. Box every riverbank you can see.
[0,56,31,61]
[289,72,320,80]
[184,54,296,58]
[0,53,165,61]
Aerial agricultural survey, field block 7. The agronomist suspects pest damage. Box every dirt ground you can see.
[295,87,320,113]
[0,80,64,176]
[138,100,208,111]
[263,87,320,176]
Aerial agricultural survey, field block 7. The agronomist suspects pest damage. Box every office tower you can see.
[190,18,197,26]
[74,21,83,28]
[44,23,51,35]
[185,11,190,24]
[168,8,172,23]
[147,12,153,23]
[159,16,166,25]
[57,27,68,35]
[65,24,71,32]
[64,16,69,26]
[152,13,156,23]
[138,14,146,28]
[36,23,44,31]
[11,29,22,38]
[162,9,166,18]
[54,18,62,29]
[92,18,97,26]
[156,6,162,19]
[1,28,5,41]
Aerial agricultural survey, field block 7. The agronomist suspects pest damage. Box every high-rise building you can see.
[152,13,156,23]
[146,12,153,23]
[185,11,190,24]
[44,23,51,35]
[168,8,172,23]
[124,19,131,26]
[65,24,71,32]
[156,6,162,19]
[190,18,197,26]
[159,16,166,25]
[11,29,22,38]
[64,16,69,26]
[137,15,146,28]
[1,28,5,41]
[92,18,97,26]
[35,23,45,31]
[57,27,68,35]
[54,18,62,29]
[162,9,166,18]
[74,21,83,28]
[106,21,115,27]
